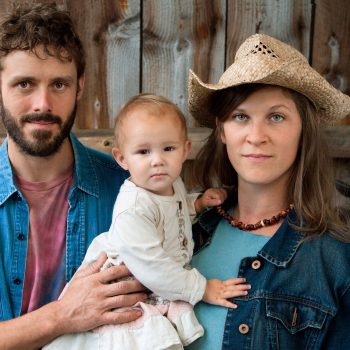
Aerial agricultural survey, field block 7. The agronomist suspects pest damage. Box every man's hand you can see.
[55,253,147,334]
[195,188,227,214]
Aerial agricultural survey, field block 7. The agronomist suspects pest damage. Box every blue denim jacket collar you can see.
[258,210,306,268]
[69,133,100,198]
[0,138,18,205]
[195,202,306,268]
[0,133,99,204]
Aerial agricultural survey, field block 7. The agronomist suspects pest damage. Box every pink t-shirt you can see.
[17,169,73,314]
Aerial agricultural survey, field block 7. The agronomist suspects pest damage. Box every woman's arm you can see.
[321,286,350,349]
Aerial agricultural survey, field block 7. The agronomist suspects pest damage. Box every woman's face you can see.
[220,86,302,189]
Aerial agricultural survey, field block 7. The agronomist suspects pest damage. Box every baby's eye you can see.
[164,146,175,152]
[271,114,285,122]
[138,149,150,155]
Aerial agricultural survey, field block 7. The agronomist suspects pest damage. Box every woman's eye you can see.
[271,114,285,122]
[234,114,248,121]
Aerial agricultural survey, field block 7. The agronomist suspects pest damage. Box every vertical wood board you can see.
[226,0,312,65]
[312,0,350,124]
[142,0,226,126]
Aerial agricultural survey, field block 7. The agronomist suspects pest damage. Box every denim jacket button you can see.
[251,259,262,270]
[17,234,26,241]
[13,278,22,285]
[239,323,249,334]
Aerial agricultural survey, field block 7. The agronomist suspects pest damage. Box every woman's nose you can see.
[246,122,268,145]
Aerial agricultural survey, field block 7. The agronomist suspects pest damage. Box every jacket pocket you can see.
[266,298,328,349]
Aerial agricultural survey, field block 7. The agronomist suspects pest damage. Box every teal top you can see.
[187,218,270,350]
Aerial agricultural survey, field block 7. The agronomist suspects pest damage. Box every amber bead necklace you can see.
[217,204,294,231]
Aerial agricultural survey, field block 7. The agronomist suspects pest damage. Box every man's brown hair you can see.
[0,2,85,78]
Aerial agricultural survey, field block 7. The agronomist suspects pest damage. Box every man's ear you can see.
[216,117,226,144]
[182,140,191,162]
[112,147,128,171]
[77,75,85,100]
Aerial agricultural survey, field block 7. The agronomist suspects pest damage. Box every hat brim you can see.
[188,64,350,128]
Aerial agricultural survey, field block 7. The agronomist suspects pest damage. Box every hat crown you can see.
[219,34,308,85]
[236,34,307,62]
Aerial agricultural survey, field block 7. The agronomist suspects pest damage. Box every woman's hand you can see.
[203,278,251,308]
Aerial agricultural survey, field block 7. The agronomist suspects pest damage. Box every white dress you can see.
[44,177,206,350]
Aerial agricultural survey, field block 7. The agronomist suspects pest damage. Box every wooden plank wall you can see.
[0,0,349,131]
[0,0,349,187]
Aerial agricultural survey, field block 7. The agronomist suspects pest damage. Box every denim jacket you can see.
[193,199,350,349]
[0,133,128,321]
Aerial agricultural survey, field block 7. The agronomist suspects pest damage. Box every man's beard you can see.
[1,103,77,157]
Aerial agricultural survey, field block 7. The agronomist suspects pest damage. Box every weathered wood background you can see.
[0,0,349,189]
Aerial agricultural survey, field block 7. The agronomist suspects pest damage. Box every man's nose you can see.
[32,88,53,113]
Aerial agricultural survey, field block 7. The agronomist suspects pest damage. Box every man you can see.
[0,3,145,349]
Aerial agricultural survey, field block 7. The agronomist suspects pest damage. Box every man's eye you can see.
[54,81,66,89]
[18,81,29,89]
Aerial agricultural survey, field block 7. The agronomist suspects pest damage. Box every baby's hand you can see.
[195,188,227,213]
[203,278,251,309]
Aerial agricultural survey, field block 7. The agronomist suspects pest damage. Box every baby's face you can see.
[113,109,190,196]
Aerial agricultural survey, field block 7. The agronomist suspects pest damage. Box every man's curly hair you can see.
[0,2,85,78]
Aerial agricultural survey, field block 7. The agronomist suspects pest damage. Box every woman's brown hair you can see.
[192,83,349,241]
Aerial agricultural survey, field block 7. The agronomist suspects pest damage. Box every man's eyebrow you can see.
[8,75,75,84]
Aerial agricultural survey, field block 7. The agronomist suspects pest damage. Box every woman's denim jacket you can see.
[0,134,128,321]
[193,199,350,349]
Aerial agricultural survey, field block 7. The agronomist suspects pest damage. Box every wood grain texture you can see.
[67,0,140,129]
[312,0,350,124]
[226,0,312,65]
[142,0,225,126]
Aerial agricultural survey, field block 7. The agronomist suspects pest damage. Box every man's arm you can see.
[0,253,146,350]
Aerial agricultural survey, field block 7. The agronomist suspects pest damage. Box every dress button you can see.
[13,278,22,285]
[17,234,25,241]
[238,323,249,334]
[251,259,262,270]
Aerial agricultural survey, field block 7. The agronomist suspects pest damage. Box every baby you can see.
[44,94,250,350]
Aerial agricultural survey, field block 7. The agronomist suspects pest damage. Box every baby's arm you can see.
[194,188,227,214]
[203,278,251,308]
[112,205,206,305]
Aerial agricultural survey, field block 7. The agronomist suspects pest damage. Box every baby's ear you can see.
[112,147,128,170]
[183,139,191,161]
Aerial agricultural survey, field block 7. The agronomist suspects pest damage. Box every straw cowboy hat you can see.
[188,33,350,128]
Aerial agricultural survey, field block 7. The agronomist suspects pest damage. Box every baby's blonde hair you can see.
[114,93,188,147]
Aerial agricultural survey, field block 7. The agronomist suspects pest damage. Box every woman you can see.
[186,34,350,349]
